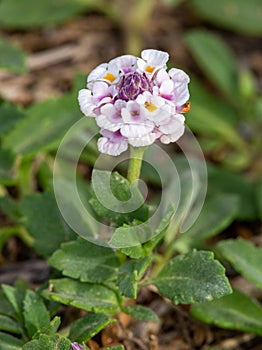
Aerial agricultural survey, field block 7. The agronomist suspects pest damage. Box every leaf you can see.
[256,178,262,220]
[191,289,262,335]
[0,102,26,138]
[207,163,258,220]
[49,237,119,283]
[153,251,232,304]
[117,257,151,298]
[185,30,237,97]
[0,315,22,334]
[2,93,82,156]
[90,171,148,226]
[109,223,152,249]
[22,334,71,350]
[0,0,89,28]
[43,278,120,313]
[23,290,50,338]
[19,191,76,257]
[174,194,239,253]
[0,37,27,73]
[0,149,16,185]
[2,281,27,323]
[105,347,124,350]
[69,313,115,343]
[0,290,16,317]
[0,332,23,350]
[218,238,262,289]
[123,305,159,322]
[189,0,262,35]
[187,78,245,151]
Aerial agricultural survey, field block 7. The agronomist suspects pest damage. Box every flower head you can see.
[78,49,190,156]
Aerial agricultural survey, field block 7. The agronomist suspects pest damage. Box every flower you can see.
[78,49,190,156]
[70,342,84,350]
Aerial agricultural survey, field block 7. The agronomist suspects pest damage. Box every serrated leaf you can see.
[123,305,159,322]
[0,37,27,73]
[49,237,119,283]
[23,290,50,338]
[19,191,76,257]
[0,102,26,138]
[90,171,148,226]
[174,194,239,253]
[22,333,71,350]
[0,314,22,334]
[191,289,262,335]
[189,0,262,35]
[109,223,152,249]
[0,0,89,28]
[0,332,23,350]
[117,257,151,298]
[218,238,262,289]
[2,94,81,156]
[43,278,120,313]
[185,30,237,97]
[69,313,115,343]
[153,251,232,304]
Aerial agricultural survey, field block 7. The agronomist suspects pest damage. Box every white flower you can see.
[78,49,190,156]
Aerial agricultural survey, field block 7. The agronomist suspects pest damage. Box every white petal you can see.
[98,137,128,156]
[87,63,108,88]
[158,114,185,133]
[141,49,169,66]
[113,55,137,72]
[78,89,95,116]
[121,123,154,138]
[173,83,190,105]
[96,114,122,132]
[160,124,185,144]
[169,68,190,84]
[129,133,157,147]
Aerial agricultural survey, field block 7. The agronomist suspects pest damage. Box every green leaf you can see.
[0,37,27,73]
[207,163,258,220]
[0,290,15,317]
[218,238,262,289]
[0,0,89,28]
[90,171,148,226]
[23,290,50,338]
[49,237,119,283]
[189,0,262,35]
[123,305,159,322]
[105,347,124,350]
[117,257,151,298]
[22,334,71,350]
[191,289,262,335]
[0,314,22,334]
[2,281,27,323]
[256,178,262,220]
[185,30,237,97]
[0,332,23,350]
[174,194,239,253]
[69,313,115,343]
[187,78,245,152]
[109,223,152,249]
[0,149,16,185]
[153,251,232,304]
[43,278,120,313]
[0,102,26,138]
[2,93,81,156]
[19,191,76,257]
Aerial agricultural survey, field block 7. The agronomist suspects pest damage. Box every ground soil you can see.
[0,2,262,349]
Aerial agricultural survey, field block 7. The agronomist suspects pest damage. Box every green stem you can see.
[127,146,146,184]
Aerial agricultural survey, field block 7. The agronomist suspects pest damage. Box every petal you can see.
[87,63,108,88]
[121,123,154,138]
[160,123,185,144]
[158,114,185,133]
[173,83,190,105]
[169,68,190,84]
[98,137,128,156]
[96,114,122,132]
[141,49,169,66]
[78,89,95,116]
[129,132,157,147]
[113,54,137,73]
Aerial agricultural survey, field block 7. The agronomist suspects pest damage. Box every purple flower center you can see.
[117,72,152,101]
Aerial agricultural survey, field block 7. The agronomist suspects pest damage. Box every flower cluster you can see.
[78,49,190,156]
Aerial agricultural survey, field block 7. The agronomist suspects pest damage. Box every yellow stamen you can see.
[145,65,155,73]
[182,101,191,113]
[103,72,116,82]
[145,101,158,112]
